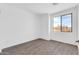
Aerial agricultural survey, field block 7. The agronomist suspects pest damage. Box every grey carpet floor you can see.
[0,39,78,55]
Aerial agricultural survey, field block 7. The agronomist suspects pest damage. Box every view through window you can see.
[53,13,72,32]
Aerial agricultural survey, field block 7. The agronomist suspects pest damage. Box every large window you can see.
[53,13,72,32]
[53,16,61,32]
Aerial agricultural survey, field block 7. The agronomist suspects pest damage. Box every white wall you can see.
[50,7,78,45]
[0,4,40,50]
[39,14,49,40]
[78,6,79,42]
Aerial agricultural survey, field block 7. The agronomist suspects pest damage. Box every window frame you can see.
[53,13,72,32]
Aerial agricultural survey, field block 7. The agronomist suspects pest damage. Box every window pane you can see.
[62,14,72,32]
[53,16,61,32]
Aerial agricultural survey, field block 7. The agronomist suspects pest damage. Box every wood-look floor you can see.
[0,39,78,55]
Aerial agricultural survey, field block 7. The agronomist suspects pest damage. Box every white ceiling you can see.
[5,3,79,14]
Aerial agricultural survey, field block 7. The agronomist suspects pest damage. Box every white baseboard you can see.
[40,37,49,40]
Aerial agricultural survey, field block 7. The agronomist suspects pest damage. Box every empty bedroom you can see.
[0,3,79,55]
